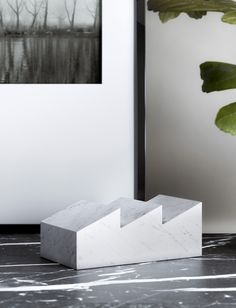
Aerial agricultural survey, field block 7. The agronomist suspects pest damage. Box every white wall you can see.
[146,10,236,233]
[0,0,135,224]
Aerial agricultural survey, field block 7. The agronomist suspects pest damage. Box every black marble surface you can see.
[0,234,235,307]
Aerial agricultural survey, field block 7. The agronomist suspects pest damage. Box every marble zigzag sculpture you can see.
[40,195,202,270]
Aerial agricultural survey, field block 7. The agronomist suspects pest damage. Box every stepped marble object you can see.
[40,195,202,270]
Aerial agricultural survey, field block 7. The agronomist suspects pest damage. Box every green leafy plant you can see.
[147,0,236,135]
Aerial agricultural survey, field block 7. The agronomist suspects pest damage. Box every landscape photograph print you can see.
[0,0,101,84]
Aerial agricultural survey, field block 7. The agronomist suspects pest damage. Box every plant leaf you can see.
[186,11,207,19]
[158,11,207,23]
[159,12,180,23]
[147,0,236,13]
[222,11,236,24]
[200,62,236,93]
[215,103,236,135]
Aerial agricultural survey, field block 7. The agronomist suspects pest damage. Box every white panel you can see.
[0,0,135,223]
[146,9,236,232]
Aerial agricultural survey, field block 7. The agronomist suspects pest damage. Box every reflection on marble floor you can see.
[0,234,236,307]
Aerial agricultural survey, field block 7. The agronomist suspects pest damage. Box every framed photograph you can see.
[0,0,102,84]
[0,0,145,226]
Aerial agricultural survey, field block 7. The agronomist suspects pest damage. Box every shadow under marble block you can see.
[40,195,202,270]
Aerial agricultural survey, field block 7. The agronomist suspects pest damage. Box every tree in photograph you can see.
[0,11,3,30]
[64,0,78,30]
[7,0,24,31]
[56,13,66,28]
[52,10,66,28]
[86,0,101,33]
[43,0,49,30]
[0,1,4,31]
[25,0,43,30]
[94,0,101,33]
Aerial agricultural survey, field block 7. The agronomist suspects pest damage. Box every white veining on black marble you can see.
[1,272,236,293]
[202,235,236,249]
[0,242,40,246]
[157,287,236,292]
[0,263,59,268]
[98,269,136,277]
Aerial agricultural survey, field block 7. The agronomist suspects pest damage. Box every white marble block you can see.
[40,195,202,270]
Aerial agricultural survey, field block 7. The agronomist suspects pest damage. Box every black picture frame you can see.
[135,0,146,202]
[0,0,146,233]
